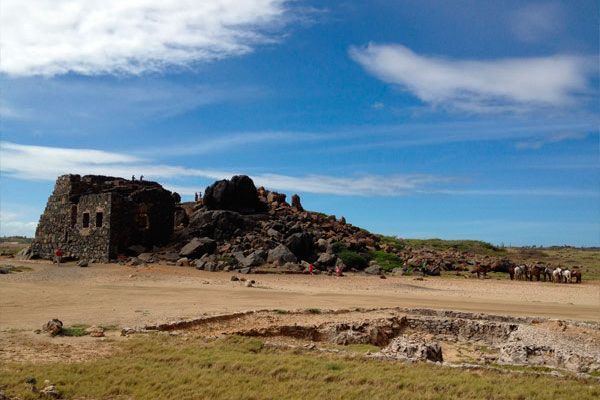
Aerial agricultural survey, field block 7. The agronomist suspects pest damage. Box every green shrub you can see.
[61,325,89,337]
[370,251,403,272]
[337,250,369,269]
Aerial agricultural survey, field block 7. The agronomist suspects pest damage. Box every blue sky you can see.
[0,0,598,246]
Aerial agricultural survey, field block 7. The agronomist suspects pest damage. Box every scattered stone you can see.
[176,257,190,267]
[245,280,254,287]
[85,325,105,337]
[43,319,63,336]
[0,265,13,274]
[137,253,155,263]
[40,384,61,398]
[230,275,240,281]
[77,260,89,268]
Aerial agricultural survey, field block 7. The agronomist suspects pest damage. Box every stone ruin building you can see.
[31,174,176,262]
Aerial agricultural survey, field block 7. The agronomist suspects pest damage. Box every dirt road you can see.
[1,260,598,329]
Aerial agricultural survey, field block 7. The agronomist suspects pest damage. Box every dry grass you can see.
[506,247,600,280]
[1,335,598,400]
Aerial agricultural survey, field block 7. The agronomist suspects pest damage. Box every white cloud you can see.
[510,2,564,43]
[349,43,592,113]
[515,132,588,150]
[2,141,596,198]
[0,210,38,237]
[0,0,289,76]
[0,141,445,196]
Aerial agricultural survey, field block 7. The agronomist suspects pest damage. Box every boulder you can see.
[285,232,314,261]
[365,264,382,275]
[188,210,247,240]
[236,250,266,268]
[291,194,303,211]
[179,237,216,258]
[203,175,266,213]
[15,246,32,260]
[267,244,297,265]
[376,336,443,363]
[40,384,61,399]
[137,253,156,263]
[316,252,336,267]
[77,260,89,268]
[176,257,190,266]
[43,319,63,336]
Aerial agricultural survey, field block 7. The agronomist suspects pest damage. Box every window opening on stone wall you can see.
[137,213,149,229]
[96,212,104,227]
[82,212,90,228]
[70,205,77,227]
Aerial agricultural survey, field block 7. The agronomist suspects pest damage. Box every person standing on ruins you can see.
[54,247,63,266]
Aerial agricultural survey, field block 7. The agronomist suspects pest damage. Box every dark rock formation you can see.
[203,175,266,213]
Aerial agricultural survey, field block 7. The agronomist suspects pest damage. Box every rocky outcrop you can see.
[203,175,266,213]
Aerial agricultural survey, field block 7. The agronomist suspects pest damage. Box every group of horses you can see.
[509,264,582,283]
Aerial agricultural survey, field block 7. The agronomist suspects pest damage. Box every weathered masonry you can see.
[31,174,177,261]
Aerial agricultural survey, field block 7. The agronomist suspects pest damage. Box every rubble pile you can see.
[155,175,381,273]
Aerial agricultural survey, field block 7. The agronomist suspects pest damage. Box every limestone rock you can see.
[376,336,443,363]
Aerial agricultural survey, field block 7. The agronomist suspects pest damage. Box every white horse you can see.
[552,267,563,283]
[514,265,525,281]
[562,269,572,283]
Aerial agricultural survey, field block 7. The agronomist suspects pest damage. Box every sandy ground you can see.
[1,259,598,331]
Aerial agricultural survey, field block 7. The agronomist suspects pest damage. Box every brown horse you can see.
[571,269,582,283]
[528,265,543,281]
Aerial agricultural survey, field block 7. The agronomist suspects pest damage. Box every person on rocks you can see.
[140,175,144,181]
[131,175,135,181]
[54,247,63,266]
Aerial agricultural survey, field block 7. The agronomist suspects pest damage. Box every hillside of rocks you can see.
[140,175,514,275]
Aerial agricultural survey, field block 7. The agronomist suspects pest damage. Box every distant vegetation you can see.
[380,236,505,257]
[0,236,33,244]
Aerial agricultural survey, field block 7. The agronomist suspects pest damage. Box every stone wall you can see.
[31,174,176,261]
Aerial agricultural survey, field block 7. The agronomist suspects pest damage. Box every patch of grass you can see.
[1,335,598,400]
[306,308,322,314]
[345,344,380,354]
[61,325,89,337]
[273,309,289,315]
[400,238,505,256]
[369,250,403,272]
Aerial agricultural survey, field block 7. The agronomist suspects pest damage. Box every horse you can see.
[562,269,572,283]
[571,269,582,283]
[470,265,489,279]
[542,267,553,282]
[514,265,525,281]
[552,267,562,283]
[528,265,543,281]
